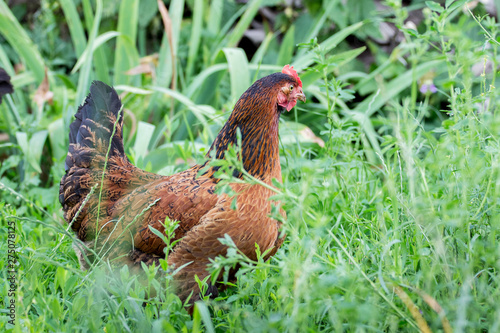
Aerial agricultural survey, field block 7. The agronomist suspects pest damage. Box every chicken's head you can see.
[277,65,306,112]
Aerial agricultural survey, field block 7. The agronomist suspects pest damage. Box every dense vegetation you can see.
[1,0,499,331]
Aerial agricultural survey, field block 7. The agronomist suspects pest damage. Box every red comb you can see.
[282,65,302,87]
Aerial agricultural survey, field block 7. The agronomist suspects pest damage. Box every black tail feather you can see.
[65,81,124,172]
[59,81,136,229]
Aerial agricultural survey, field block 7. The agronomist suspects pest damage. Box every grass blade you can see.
[75,0,103,107]
[295,0,337,58]
[354,59,445,116]
[251,32,274,65]
[133,121,155,162]
[223,48,250,102]
[294,21,364,69]
[207,0,223,36]
[277,25,295,66]
[0,0,45,82]
[114,0,140,85]
[59,0,87,57]
[226,0,263,48]
[148,85,215,123]
[48,119,66,162]
[72,32,121,74]
[186,0,204,79]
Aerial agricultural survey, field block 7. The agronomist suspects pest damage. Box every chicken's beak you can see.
[296,92,306,102]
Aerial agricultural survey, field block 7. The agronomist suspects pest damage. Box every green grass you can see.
[1,0,500,331]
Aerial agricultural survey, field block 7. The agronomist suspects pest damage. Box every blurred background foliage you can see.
[1,0,500,331]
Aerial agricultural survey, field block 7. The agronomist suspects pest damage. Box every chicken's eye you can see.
[290,85,294,90]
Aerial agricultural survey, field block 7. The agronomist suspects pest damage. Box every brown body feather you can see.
[60,72,302,306]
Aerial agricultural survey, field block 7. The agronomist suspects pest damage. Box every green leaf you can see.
[354,59,445,117]
[28,130,48,173]
[142,85,216,123]
[72,31,121,74]
[186,0,204,79]
[114,0,140,85]
[48,118,66,162]
[426,1,444,12]
[349,59,444,161]
[133,121,155,160]
[251,32,274,65]
[223,48,250,102]
[300,47,366,87]
[15,132,28,159]
[55,266,68,293]
[185,63,228,98]
[226,0,263,47]
[447,0,468,12]
[16,130,48,174]
[299,0,337,53]
[0,1,45,83]
[195,302,215,333]
[329,46,366,68]
[59,0,87,57]
[146,0,185,115]
[279,121,325,147]
[294,21,364,70]
[207,0,223,36]
[277,25,295,66]
[75,0,103,108]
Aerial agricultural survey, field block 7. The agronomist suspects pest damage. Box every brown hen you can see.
[59,65,305,305]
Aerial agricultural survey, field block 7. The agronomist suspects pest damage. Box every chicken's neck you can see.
[207,104,282,182]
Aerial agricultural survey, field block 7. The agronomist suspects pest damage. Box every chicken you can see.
[59,65,305,305]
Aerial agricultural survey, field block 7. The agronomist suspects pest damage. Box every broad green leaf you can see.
[138,0,159,28]
[48,118,66,162]
[447,0,468,12]
[185,63,228,98]
[133,121,156,160]
[15,132,28,159]
[93,44,111,83]
[169,0,185,56]
[114,0,140,85]
[16,130,48,173]
[28,130,48,174]
[426,1,444,12]
[207,0,223,36]
[223,48,250,102]
[186,0,204,79]
[55,266,68,293]
[0,41,14,75]
[195,302,215,333]
[72,32,121,74]
[80,0,109,83]
[146,0,184,116]
[142,85,216,123]
[0,1,45,82]
[60,0,87,57]
[10,72,37,88]
[75,0,103,108]
[280,121,325,147]
[277,25,295,66]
